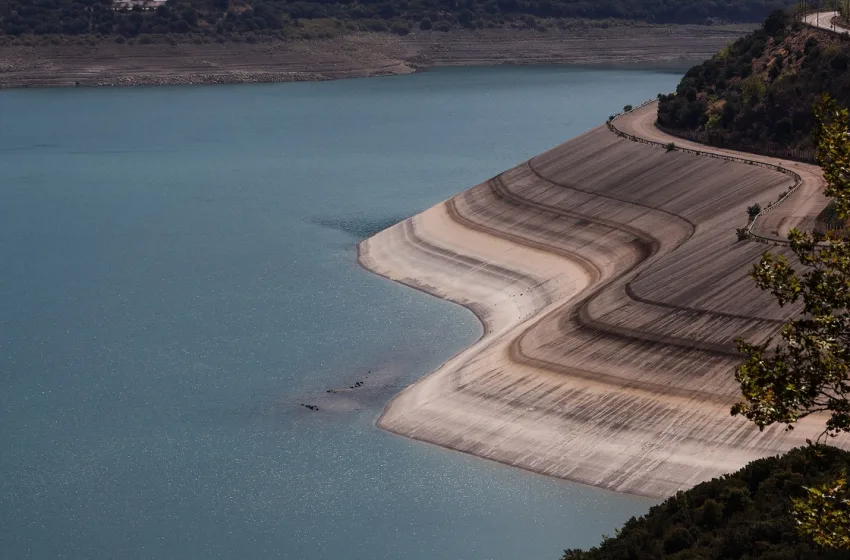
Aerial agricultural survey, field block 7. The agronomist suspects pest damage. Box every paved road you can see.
[804,11,850,34]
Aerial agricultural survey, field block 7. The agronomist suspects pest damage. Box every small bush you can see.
[391,23,411,35]
[419,17,432,30]
[367,20,388,32]
[114,35,126,44]
[663,527,695,554]
[665,142,676,152]
[623,104,633,112]
[747,203,762,218]
[736,228,750,241]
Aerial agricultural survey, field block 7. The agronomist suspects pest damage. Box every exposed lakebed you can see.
[1,66,684,559]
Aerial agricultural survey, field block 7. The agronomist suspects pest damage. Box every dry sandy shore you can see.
[359,101,844,499]
[0,25,750,88]
[622,104,830,241]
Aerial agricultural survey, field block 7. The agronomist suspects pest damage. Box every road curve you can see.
[616,102,828,240]
[804,11,850,34]
[360,105,844,498]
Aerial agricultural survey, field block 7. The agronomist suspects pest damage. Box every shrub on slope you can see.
[562,446,850,559]
[657,11,850,150]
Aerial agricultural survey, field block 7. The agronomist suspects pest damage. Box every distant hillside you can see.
[658,11,850,151]
[0,0,791,40]
[562,446,850,560]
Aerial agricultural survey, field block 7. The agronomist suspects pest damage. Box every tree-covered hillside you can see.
[561,446,850,560]
[0,0,793,39]
[658,10,850,150]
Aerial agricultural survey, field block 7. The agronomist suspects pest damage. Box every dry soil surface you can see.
[620,104,829,240]
[0,25,751,88]
[359,101,843,499]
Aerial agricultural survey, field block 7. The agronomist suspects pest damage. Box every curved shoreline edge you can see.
[359,101,846,499]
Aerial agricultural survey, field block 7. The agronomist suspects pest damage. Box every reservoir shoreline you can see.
[0,24,752,88]
[1,69,668,558]
[359,102,847,499]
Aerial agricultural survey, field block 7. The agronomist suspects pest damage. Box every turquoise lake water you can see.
[0,66,684,559]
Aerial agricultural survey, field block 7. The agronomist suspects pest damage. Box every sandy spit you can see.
[359,102,845,499]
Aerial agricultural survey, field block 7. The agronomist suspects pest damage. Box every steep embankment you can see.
[657,11,850,151]
[619,102,828,241]
[359,101,843,498]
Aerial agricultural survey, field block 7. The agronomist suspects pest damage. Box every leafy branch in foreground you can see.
[733,94,850,549]
[733,95,850,437]
[794,470,850,549]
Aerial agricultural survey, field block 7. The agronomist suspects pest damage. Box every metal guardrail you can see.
[606,101,804,246]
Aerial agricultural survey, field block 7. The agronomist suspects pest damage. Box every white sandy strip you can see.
[360,199,590,342]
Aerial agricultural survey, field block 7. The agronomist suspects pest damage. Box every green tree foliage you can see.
[0,0,798,38]
[840,0,850,24]
[560,446,850,559]
[794,472,850,549]
[733,96,850,436]
[731,95,850,550]
[657,11,850,150]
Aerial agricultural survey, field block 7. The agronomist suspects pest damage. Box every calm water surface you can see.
[0,66,681,559]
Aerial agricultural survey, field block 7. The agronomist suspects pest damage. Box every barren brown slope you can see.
[621,103,829,241]
[0,25,750,88]
[359,104,843,498]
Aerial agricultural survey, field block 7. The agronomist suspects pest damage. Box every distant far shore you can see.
[0,24,753,89]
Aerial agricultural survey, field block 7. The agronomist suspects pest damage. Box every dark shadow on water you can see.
[309,214,408,239]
